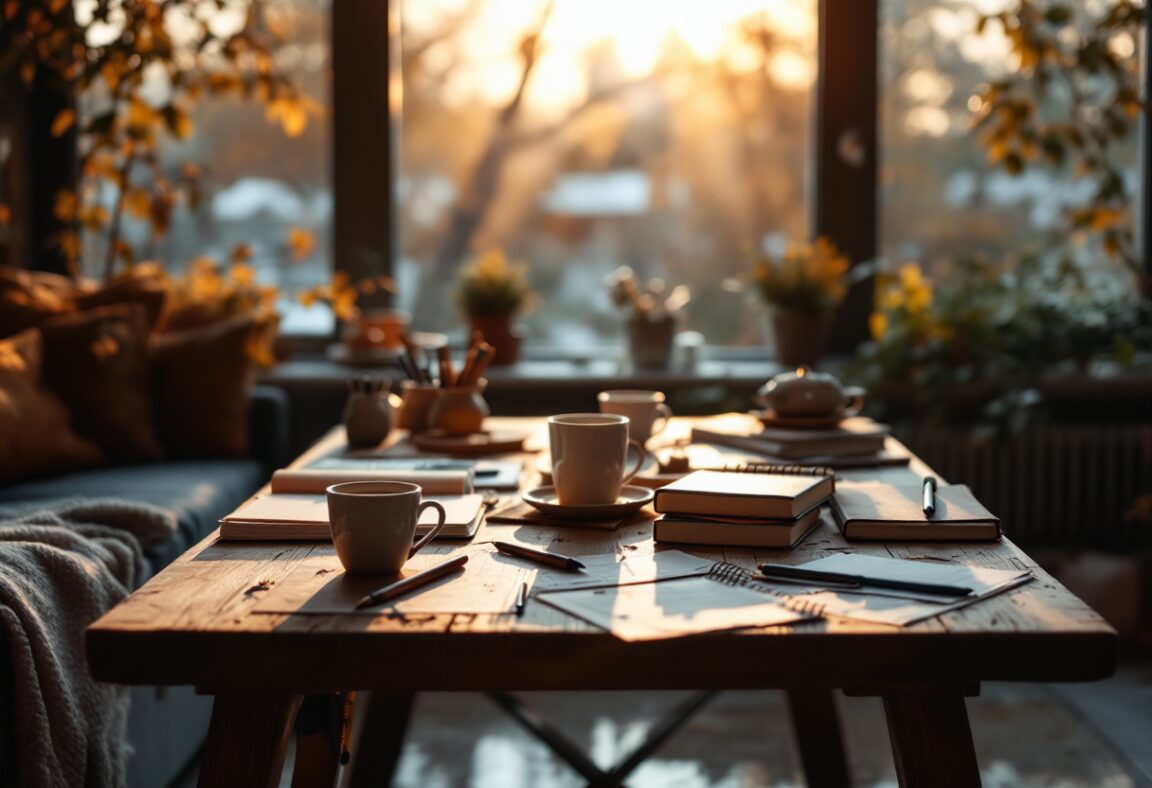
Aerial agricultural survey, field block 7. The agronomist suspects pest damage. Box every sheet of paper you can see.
[757,553,1033,626]
[252,545,525,616]
[797,553,1029,600]
[527,549,716,592]
[536,575,812,641]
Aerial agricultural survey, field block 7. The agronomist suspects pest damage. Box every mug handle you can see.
[621,439,650,486]
[408,500,447,558]
[842,386,867,418]
[650,403,673,437]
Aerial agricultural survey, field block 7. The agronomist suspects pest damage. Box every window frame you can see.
[342,0,880,351]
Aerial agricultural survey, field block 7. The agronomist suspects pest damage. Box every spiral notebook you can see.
[537,556,1031,636]
[535,561,818,641]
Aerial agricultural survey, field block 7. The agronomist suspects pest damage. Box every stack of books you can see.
[690,414,908,467]
[651,467,834,548]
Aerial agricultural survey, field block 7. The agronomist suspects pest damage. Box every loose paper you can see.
[537,574,812,641]
[252,545,525,616]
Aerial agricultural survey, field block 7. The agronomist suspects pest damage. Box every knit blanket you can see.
[0,499,176,788]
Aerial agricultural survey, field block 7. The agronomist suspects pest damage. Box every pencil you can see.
[437,345,456,387]
[354,554,469,609]
[493,541,585,572]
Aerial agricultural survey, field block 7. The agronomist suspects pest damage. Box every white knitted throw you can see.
[0,499,176,788]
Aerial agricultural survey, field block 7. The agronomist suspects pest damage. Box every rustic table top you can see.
[87,417,1116,694]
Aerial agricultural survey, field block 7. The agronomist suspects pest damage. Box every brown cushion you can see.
[0,329,104,483]
[75,264,171,334]
[150,315,268,458]
[39,304,164,462]
[0,267,77,339]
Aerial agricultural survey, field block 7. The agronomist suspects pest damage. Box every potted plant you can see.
[605,266,691,370]
[752,237,849,367]
[456,249,532,365]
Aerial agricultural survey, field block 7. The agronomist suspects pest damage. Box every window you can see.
[75,0,332,335]
[397,0,818,350]
[879,0,1143,289]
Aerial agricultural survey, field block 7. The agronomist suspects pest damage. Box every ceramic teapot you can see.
[756,368,866,418]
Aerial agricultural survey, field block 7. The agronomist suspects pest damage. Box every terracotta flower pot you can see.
[770,310,832,368]
[467,312,522,365]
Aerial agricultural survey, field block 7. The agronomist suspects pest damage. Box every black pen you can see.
[514,581,528,617]
[758,563,972,597]
[354,554,469,609]
[922,475,937,516]
[493,541,586,572]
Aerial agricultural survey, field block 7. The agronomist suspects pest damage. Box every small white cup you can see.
[548,413,648,505]
[326,481,447,575]
[597,390,673,444]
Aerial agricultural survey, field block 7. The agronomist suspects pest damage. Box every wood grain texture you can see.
[197,692,302,788]
[882,689,982,788]
[87,418,1117,695]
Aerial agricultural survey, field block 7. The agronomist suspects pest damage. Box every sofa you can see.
[0,265,291,787]
[0,385,288,788]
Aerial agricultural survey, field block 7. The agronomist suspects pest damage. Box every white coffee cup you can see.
[597,390,673,444]
[326,481,447,575]
[548,413,649,505]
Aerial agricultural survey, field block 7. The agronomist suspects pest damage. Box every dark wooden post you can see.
[1141,11,1151,290]
[816,0,878,352]
[1,68,78,275]
[332,0,399,312]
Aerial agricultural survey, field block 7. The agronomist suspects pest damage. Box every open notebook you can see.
[536,561,816,641]
[219,493,486,540]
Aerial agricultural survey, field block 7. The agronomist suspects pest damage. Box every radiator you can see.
[893,424,1152,550]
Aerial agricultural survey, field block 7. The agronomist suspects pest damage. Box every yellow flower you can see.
[869,312,888,340]
[899,263,923,290]
[752,236,849,312]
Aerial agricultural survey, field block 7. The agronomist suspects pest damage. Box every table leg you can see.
[197,691,304,788]
[347,690,416,788]
[881,690,981,788]
[291,694,349,788]
[785,689,850,787]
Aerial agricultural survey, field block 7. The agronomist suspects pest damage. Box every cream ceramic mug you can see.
[597,389,672,444]
[326,481,446,575]
[548,413,649,505]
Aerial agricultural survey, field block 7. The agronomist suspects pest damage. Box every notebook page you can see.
[537,575,812,641]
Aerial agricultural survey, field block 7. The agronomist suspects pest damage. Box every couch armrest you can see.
[248,384,291,473]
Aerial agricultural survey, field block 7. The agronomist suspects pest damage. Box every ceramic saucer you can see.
[412,430,529,456]
[521,485,655,520]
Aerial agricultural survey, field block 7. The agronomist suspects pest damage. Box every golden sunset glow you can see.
[405,0,816,112]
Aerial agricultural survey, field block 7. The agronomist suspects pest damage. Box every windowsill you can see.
[261,353,794,387]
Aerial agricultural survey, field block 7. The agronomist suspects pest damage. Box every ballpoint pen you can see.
[492,541,586,572]
[354,554,469,609]
[922,475,937,516]
[514,580,528,616]
[758,562,972,597]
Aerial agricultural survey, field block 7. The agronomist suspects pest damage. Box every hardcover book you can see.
[653,507,823,548]
[830,482,1001,541]
[653,468,834,520]
[691,416,890,459]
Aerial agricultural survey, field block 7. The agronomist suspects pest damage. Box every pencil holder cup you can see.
[427,379,489,435]
[343,388,393,448]
[395,381,441,433]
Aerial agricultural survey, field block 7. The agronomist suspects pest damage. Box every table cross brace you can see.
[486,690,718,785]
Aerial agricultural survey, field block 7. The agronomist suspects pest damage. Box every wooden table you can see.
[86,417,1117,788]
